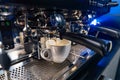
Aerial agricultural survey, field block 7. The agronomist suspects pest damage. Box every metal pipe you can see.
[91,26,120,38]
[62,32,109,56]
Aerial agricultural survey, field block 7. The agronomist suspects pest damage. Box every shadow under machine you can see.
[0,0,119,80]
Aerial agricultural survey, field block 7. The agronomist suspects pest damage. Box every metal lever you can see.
[62,32,110,56]
[91,26,120,38]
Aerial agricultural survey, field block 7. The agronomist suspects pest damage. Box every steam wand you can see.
[58,27,111,56]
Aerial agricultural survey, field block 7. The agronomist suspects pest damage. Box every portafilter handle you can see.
[62,32,111,56]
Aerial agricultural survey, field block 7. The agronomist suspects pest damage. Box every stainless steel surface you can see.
[6,44,25,61]
[0,44,93,80]
[0,60,70,80]
[0,64,39,80]
[4,70,10,80]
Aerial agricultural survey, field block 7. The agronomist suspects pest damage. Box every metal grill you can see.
[0,66,39,80]
[0,74,5,80]
[0,44,91,80]
[0,60,70,80]
[10,66,39,80]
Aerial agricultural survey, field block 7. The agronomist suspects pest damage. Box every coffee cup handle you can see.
[40,49,53,61]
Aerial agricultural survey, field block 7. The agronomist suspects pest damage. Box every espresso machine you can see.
[0,0,119,80]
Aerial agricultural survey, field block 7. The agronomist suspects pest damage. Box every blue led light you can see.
[88,14,92,19]
[90,19,97,26]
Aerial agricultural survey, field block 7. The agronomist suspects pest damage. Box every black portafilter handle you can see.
[61,32,111,56]
[0,49,11,70]
[91,26,120,38]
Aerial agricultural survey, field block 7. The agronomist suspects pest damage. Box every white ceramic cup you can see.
[40,38,71,63]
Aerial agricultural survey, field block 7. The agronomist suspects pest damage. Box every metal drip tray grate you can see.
[10,66,39,80]
[0,66,39,80]
[0,60,70,80]
[0,44,93,80]
[0,74,5,80]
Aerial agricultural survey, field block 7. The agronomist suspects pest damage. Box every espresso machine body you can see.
[0,0,119,80]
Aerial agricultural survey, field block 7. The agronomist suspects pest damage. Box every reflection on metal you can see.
[71,66,77,72]
[0,44,94,80]
[0,66,39,80]
[0,12,12,16]
[0,60,70,80]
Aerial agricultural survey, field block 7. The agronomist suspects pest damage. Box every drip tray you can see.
[0,60,70,80]
[0,44,93,80]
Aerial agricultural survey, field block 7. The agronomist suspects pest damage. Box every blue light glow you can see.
[90,19,97,26]
[88,14,92,19]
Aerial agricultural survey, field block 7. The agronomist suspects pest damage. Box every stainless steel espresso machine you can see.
[0,0,119,80]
